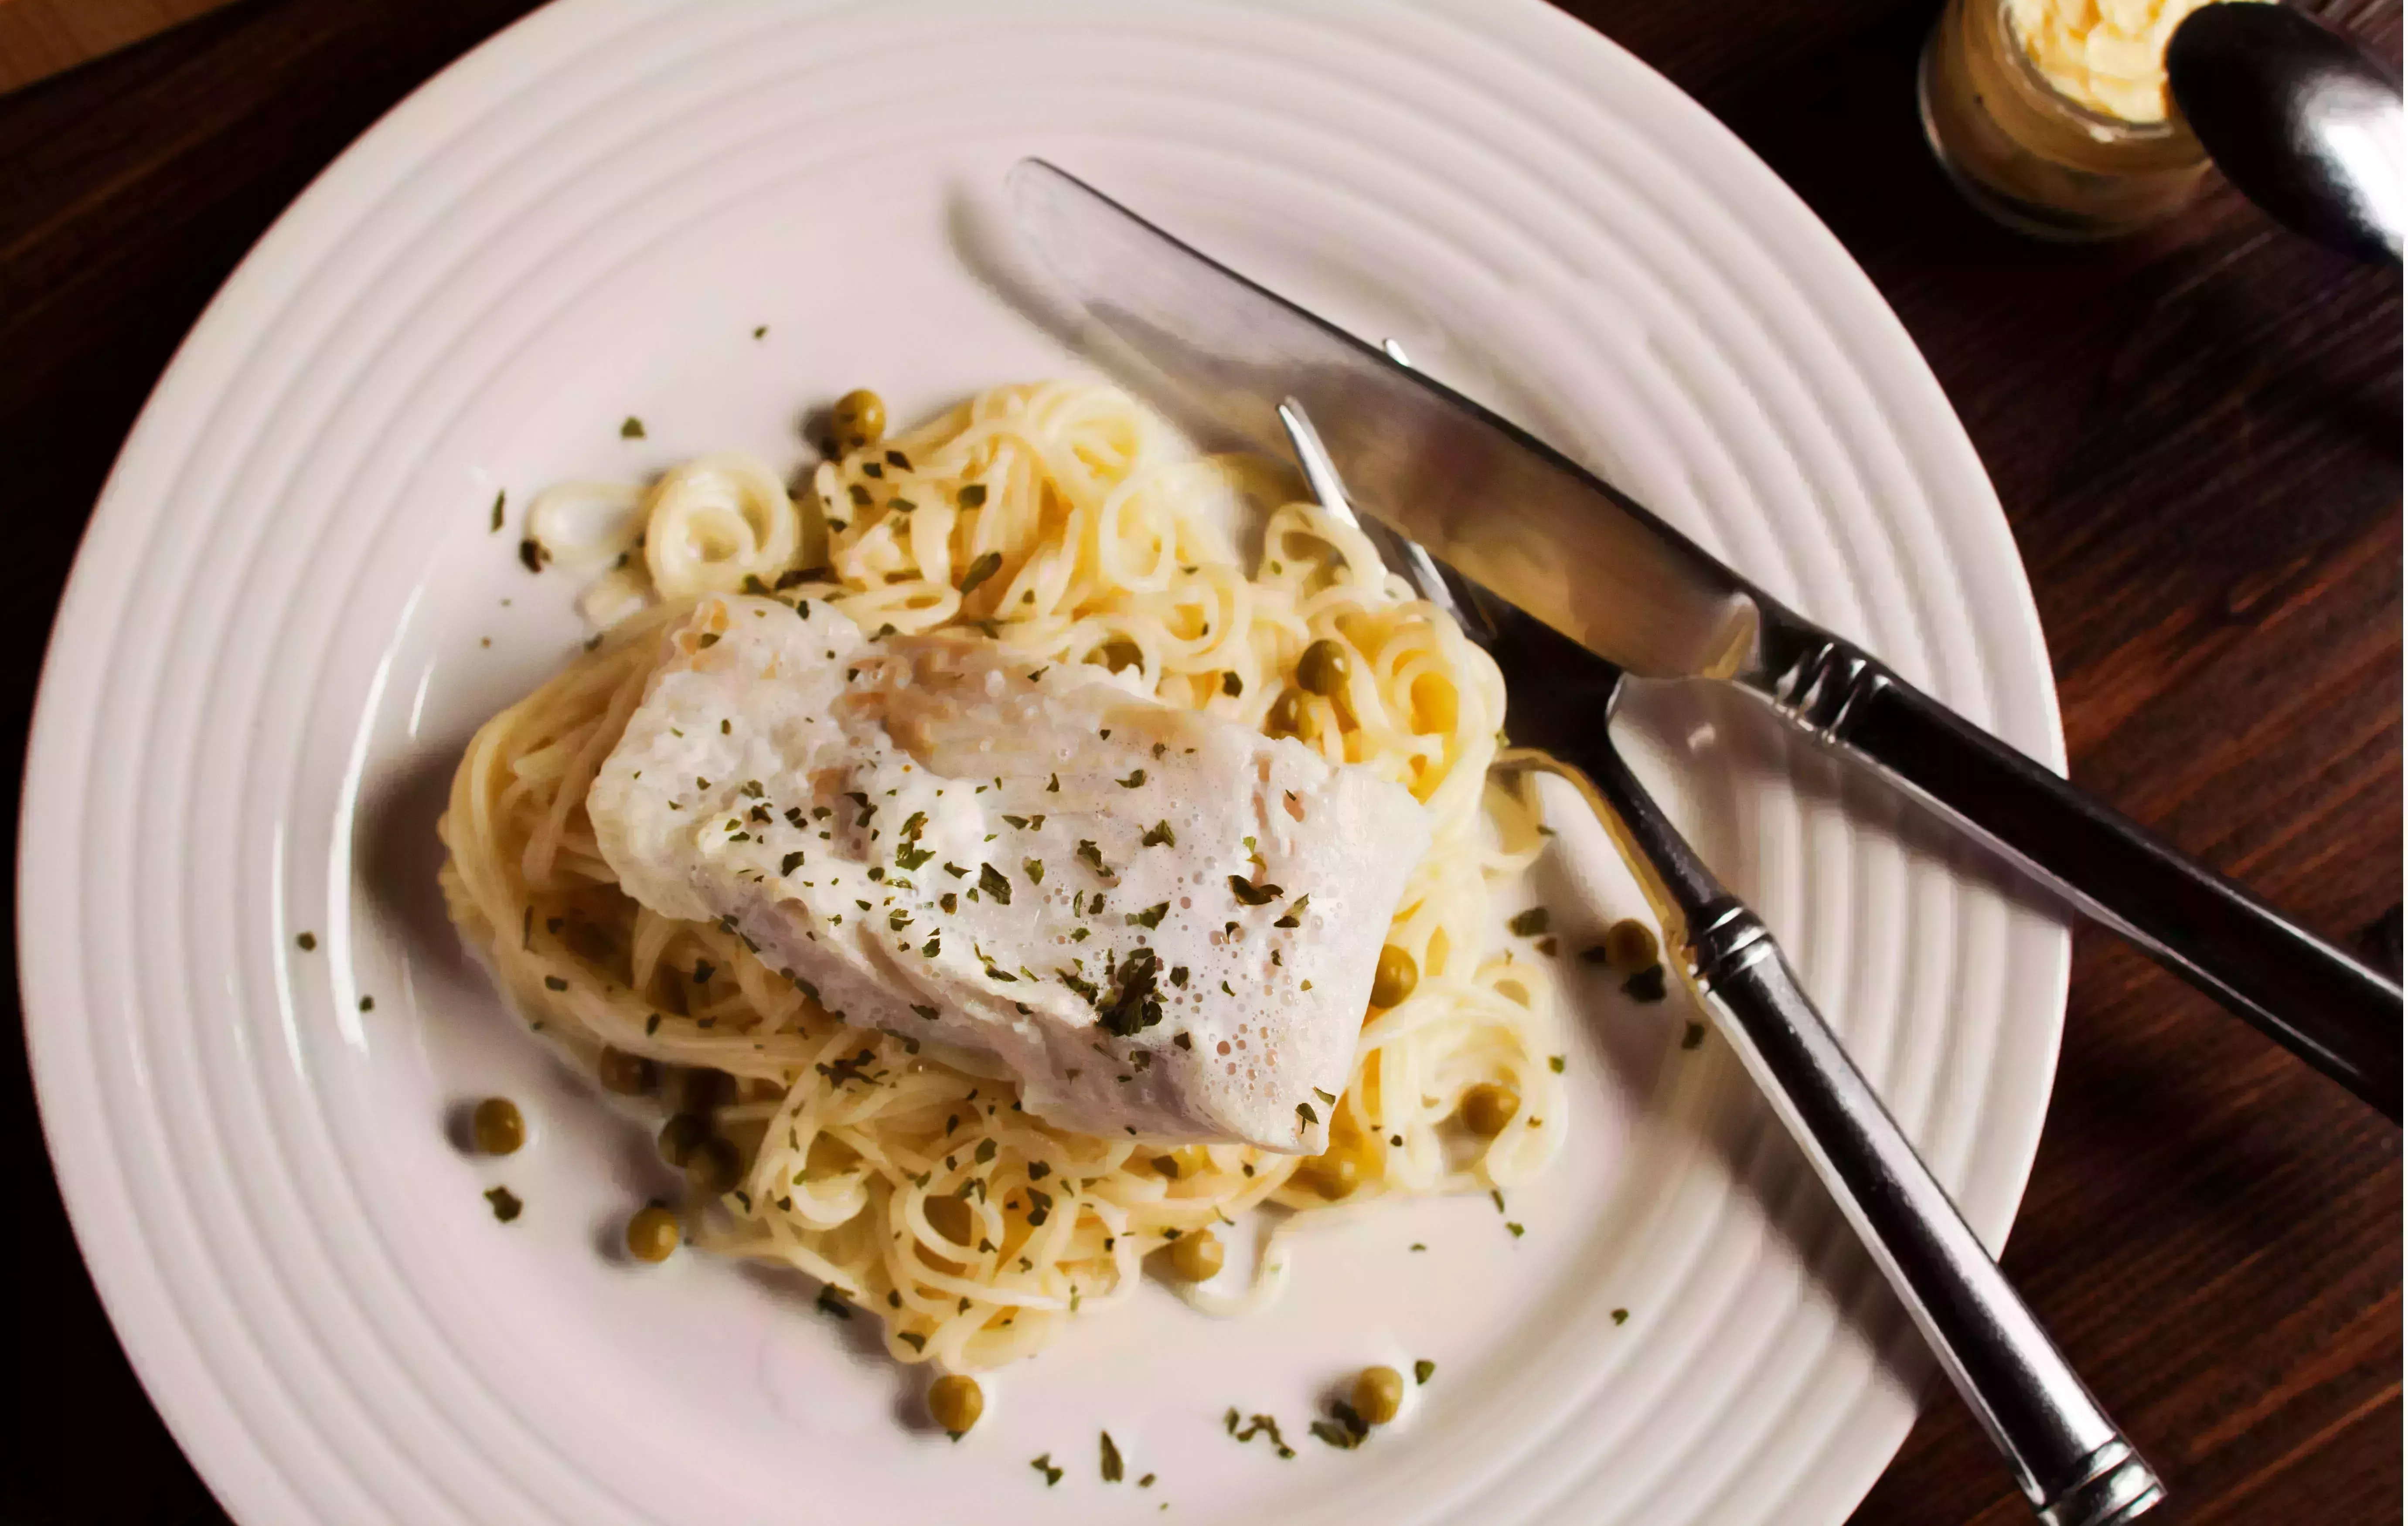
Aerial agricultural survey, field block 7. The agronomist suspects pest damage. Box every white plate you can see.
[20,2,2069,1523]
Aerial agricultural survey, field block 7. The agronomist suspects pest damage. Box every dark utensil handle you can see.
[1761,632,2402,1119]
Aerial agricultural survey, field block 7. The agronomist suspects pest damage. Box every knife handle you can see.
[1559,742,2166,1526]
[1758,632,2403,1121]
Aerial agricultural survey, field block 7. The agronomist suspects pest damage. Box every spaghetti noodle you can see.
[439,381,1563,1371]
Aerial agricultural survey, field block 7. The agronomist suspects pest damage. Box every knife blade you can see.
[1006,159,1765,684]
[1006,156,2404,1118]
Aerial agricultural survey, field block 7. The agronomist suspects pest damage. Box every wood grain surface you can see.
[0,0,239,93]
[0,2,2396,1523]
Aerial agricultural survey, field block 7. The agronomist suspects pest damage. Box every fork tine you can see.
[1278,390,1495,646]
[1275,398,1361,527]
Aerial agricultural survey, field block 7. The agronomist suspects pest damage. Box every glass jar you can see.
[1920,0,2212,240]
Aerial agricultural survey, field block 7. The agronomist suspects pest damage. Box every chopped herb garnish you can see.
[296,931,317,952]
[484,1186,522,1222]
[1508,907,1550,937]
[1612,1308,1629,1325]
[958,483,989,508]
[1273,894,1310,928]
[1310,1400,1369,1450]
[1025,858,1046,885]
[1101,1431,1125,1483]
[1046,772,1061,793]
[1297,1102,1318,1126]
[781,852,805,875]
[488,489,505,533]
[958,550,1004,597]
[1228,1413,1295,1458]
[1507,1221,1526,1238]
[518,537,545,572]
[1031,1454,1063,1486]
[1097,947,1165,1037]
[1141,820,1176,848]
[1077,839,1110,875]
[978,863,1013,904]
[619,416,644,439]
[1117,768,1146,788]
[1228,876,1283,906]
[814,1285,852,1319]
[1002,814,1029,829]
[1127,901,1168,930]
[543,975,568,992]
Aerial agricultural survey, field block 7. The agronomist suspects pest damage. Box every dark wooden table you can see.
[2,1,2396,1522]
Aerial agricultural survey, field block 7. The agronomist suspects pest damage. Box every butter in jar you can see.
[1920,0,2235,238]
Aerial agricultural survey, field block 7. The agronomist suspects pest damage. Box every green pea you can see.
[927,1374,983,1436]
[1353,1365,1405,1425]
[1267,687,1320,741]
[1296,638,1351,697]
[1457,1082,1519,1137]
[1369,945,1418,1008]
[831,389,886,451]
[471,1098,524,1156]
[625,1205,681,1262]
[1604,918,1659,974]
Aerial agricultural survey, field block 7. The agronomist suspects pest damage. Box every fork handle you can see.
[1568,740,2166,1526]
[1754,629,2403,1119]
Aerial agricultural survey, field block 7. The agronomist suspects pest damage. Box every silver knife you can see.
[1005,157,2403,1120]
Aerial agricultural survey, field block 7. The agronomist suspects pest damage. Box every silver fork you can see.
[1277,382,2163,1526]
